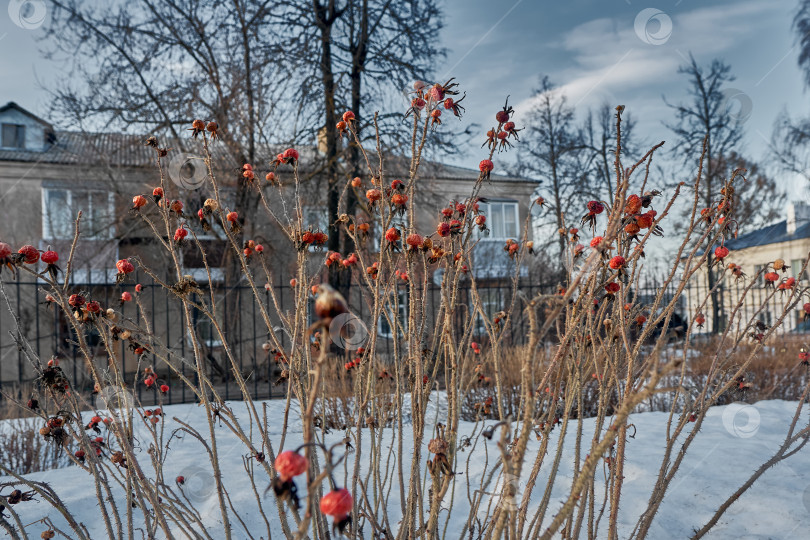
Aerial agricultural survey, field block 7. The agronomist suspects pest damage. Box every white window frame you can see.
[378,289,408,339]
[42,188,115,240]
[476,200,519,241]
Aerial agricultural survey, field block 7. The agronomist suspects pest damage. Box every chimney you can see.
[787,202,810,235]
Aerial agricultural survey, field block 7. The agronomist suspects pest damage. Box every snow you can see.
[3,398,809,539]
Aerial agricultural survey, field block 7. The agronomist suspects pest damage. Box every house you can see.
[0,101,539,386]
[684,202,810,335]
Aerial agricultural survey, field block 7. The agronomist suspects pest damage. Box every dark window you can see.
[1,123,25,148]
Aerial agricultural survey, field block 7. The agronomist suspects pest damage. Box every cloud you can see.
[517,0,778,114]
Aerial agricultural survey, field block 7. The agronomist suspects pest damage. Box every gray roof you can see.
[0,126,535,184]
[724,220,810,251]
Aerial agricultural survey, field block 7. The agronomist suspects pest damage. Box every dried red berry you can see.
[18,245,39,264]
[116,259,134,275]
[274,450,309,482]
[283,148,299,163]
[608,256,626,270]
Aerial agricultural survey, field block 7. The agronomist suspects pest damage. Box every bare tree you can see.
[771,3,810,184]
[515,76,588,261]
[41,1,457,287]
[582,103,639,197]
[665,54,779,332]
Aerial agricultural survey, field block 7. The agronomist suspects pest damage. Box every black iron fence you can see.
[1,268,806,406]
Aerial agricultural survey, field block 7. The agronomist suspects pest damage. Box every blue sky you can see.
[438,0,807,183]
[0,0,806,187]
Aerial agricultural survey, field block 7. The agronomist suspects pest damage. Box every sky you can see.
[437,0,809,191]
[0,0,807,193]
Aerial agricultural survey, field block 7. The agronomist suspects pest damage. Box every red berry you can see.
[714,246,729,259]
[428,84,444,102]
[17,245,39,264]
[495,110,510,123]
[342,111,355,123]
[609,256,626,270]
[135,283,143,293]
[68,294,85,307]
[0,242,11,259]
[385,228,400,243]
[91,415,102,424]
[174,227,188,242]
[590,237,603,248]
[116,259,134,275]
[437,222,451,237]
[274,450,309,482]
[121,292,132,302]
[320,488,353,519]
[365,189,382,202]
[176,476,185,485]
[132,195,147,209]
[283,148,299,162]
[479,159,494,173]
[160,384,169,393]
[406,233,424,248]
[587,200,604,215]
[41,250,58,264]
[152,187,164,199]
[226,211,238,223]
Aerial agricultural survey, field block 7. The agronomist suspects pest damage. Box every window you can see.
[378,289,407,339]
[477,201,519,240]
[792,259,807,281]
[754,264,765,287]
[473,287,503,336]
[43,189,114,240]
[1,123,25,149]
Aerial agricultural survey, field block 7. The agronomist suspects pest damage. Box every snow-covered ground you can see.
[3,397,809,539]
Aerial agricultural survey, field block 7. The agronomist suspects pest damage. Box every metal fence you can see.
[0,268,805,406]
